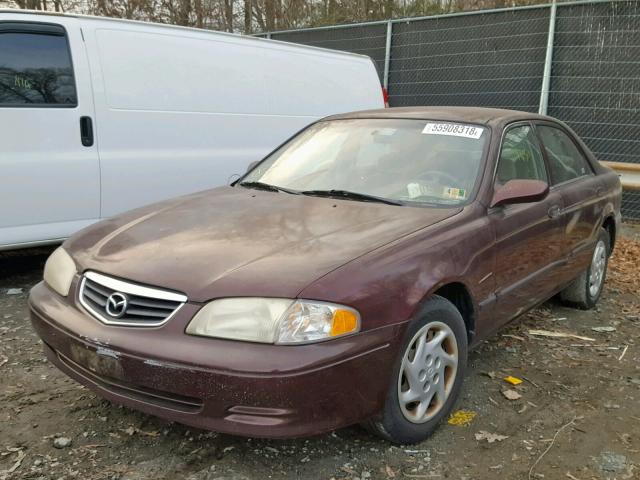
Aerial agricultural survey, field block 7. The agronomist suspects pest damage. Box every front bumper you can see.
[29,280,400,438]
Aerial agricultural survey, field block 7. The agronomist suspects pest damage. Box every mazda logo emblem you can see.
[105,292,129,318]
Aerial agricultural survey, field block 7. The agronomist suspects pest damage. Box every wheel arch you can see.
[428,281,476,345]
[601,214,616,253]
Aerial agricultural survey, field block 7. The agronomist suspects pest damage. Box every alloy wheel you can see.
[397,321,458,423]
[589,239,607,298]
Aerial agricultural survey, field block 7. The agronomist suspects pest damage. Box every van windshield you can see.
[241,119,489,206]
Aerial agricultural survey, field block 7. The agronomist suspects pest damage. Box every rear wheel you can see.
[365,295,467,444]
[560,228,610,310]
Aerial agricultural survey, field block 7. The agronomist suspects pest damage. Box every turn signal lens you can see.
[276,300,361,344]
[330,309,359,337]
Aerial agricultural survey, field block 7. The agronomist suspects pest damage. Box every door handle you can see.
[596,186,604,196]
[548,205,561,219]
[80,116,94,147]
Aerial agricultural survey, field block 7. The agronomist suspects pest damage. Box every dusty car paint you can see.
[29,107,622,438]
[62,187,462,304]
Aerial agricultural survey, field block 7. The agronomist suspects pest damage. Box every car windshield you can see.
[241,118,489,206]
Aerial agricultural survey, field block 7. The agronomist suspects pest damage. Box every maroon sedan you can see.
[30,107,621,443]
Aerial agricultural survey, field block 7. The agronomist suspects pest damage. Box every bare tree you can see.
[0,0,558,34]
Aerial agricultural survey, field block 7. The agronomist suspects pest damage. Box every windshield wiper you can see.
[300,189,403,206]
[238,181,299,195]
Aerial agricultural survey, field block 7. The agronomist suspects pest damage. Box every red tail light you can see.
[382,87,389,108]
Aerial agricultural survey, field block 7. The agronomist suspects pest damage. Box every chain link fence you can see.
[388,8,550,111]
[269,24,389,81]
[549,0,640,221]
[258,0,640,221]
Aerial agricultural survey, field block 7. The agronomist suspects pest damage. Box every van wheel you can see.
[365,295,467,444]
[560,228,610,310]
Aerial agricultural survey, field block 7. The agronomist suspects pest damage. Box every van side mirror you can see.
[490,179,549,208]
[246,160,259,173]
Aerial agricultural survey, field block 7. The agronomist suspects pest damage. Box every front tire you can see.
[366,295,468,444]
[560,227,610,310]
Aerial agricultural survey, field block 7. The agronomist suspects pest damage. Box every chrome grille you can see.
[79,271,187,327]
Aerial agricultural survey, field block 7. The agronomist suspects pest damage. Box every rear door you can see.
[535,122,604,281]
[0,17,100,248]
[489,122,566,323]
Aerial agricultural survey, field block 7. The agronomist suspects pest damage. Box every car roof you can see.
[324,106,553,128]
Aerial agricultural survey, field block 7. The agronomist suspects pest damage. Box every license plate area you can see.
[69,344,125,380]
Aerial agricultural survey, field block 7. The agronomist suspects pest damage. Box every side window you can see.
[537,126,591,184]
[0,27,77,106]
[495,125,547,186]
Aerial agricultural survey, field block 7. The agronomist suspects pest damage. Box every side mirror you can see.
[490,179,549,208]
[246,160,259,173]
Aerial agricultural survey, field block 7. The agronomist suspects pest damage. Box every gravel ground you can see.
[1,226,639,480]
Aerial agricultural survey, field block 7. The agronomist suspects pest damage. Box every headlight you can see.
[186,298,360,344]
[276,300,360,344]
[43,247,77,297]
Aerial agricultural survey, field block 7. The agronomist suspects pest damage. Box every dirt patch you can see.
[1,230,639,480]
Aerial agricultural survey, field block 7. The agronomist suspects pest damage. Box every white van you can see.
[0,10,384,250]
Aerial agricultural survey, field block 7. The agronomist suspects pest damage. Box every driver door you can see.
[489,123,566,324]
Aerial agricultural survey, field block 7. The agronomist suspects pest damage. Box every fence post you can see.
[538,0,557,115]
[266,32,272,39]
[383,20,393,90]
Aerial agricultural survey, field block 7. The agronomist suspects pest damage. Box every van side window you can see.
[537,126,591,185]
[495,125,547,186]
[0,30,77,106]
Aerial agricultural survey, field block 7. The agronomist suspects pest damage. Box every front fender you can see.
[298,207,495,338]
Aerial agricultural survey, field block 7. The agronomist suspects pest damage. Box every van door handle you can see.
[548,205,561,219]
[596,186,604,196]
[80,116,94,147]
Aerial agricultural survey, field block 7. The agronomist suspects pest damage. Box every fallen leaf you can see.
[504,376,523,385]
[341,466,358,475]
[0,449,26,476]
[528,329,595,342]
[475,431,509,443]
[502,389,522,400]
[76,444,107,450]
[501,334,525,341]
[591,326,616,333]
[447,409,477,426]
[608,237,640,295]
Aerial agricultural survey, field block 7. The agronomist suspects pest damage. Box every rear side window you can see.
[537,126,591,185]
[0,26,77,106]
[495,125,547,186]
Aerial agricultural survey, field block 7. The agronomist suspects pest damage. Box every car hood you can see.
[66,187,461,302]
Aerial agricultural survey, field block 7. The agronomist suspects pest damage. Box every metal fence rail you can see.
[258,0,640,221]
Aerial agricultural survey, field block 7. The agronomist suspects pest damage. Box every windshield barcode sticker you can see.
[422,123,484,139]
